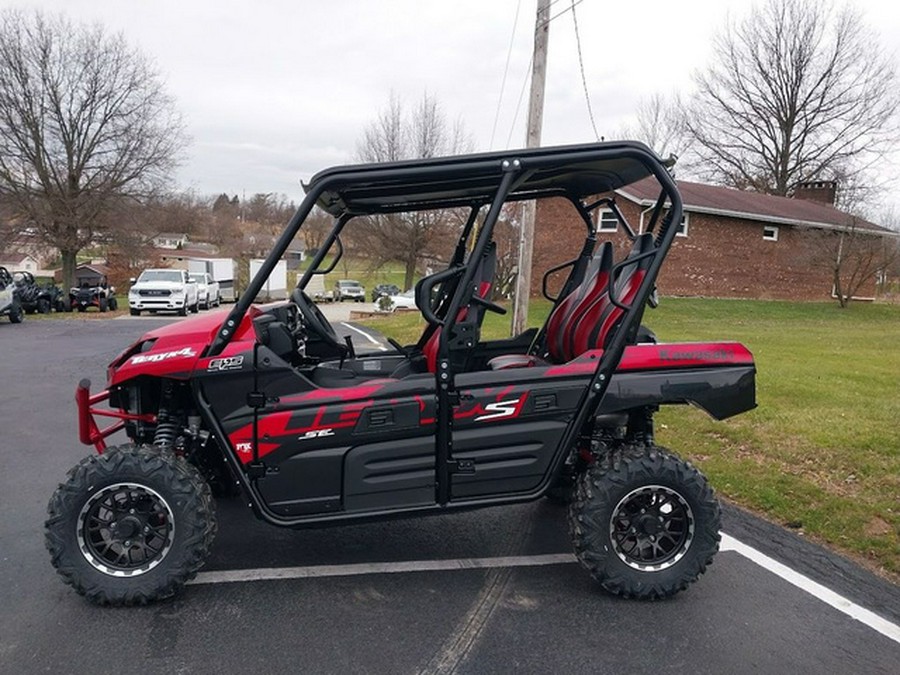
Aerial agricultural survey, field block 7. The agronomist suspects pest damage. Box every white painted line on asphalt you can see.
[721,533,900,646]
[188,553,576,585]
[189,533,900,646]
[339,321,389,351]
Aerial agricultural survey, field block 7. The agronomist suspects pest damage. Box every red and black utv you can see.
[46,141,756,605]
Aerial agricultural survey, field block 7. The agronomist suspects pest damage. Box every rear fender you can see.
[601,365,757,420]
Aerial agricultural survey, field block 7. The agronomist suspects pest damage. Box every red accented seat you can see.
[566,233,653,357]
[422,243,497,373]
[489,234,654,370]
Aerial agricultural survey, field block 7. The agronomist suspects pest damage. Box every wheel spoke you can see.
[78,482,174,575]
[609,484,694,570]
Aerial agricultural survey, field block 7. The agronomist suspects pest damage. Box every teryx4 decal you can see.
[130,347,196,365]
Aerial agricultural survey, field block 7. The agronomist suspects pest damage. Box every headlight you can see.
[171,290,184,297]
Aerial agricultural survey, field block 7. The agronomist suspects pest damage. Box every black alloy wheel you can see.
[568,444,720,599]
[77,482,175,577]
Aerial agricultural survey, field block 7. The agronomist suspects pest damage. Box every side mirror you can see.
[129,277,136,284]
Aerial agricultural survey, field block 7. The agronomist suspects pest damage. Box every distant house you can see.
[72,263,110,288]
[157,242,220,266]
[534,179,896,301]
[152,232,190,250]
[0,253,40,273]
[284,242,306,270]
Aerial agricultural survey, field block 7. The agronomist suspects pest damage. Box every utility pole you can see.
[511,0,550,336]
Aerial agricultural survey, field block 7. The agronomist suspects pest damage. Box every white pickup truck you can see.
[191,272,221,310]
[128,269,199,316]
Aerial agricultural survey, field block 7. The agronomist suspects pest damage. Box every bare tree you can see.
[244,192,296,233]
[806,219,900,307]
[0,10,186,288]
[355,93,472,290]
[492,204,521,300]
[685,0,898,196]
[618,93,691,166]
[301,207,332,256]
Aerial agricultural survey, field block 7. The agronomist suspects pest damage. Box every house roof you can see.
[0,253,38,267]
[157,243,219,258]
[617,178,893,235]
[75,263,109,276]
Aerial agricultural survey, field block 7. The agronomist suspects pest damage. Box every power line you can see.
[506,0,586,147]
[506,53,534,148]
[571,0,600,140]
[537,0,584,30]
[489,0,523,150]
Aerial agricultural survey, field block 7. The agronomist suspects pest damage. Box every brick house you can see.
[534,179,896,301]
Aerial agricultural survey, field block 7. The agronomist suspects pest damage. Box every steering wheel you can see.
[291,288,345,352]
[470,294,507,315]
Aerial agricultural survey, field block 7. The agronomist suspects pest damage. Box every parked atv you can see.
[46,141,756,605]
[70,280,118,312]
[0,266,24,323]
[12,271,63,314]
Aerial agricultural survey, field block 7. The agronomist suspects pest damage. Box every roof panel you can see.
[305,141,667,216]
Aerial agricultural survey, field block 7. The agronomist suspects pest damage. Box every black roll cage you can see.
[207,141,683,515]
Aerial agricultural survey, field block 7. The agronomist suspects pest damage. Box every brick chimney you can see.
[793,180,837,205]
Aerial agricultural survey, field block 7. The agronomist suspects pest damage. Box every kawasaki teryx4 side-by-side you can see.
[46,141,756,605]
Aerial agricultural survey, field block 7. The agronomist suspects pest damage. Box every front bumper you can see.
[76,380,156,452]
[129,298,187,311]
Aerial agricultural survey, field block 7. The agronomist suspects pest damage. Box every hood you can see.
[106,306,262,386]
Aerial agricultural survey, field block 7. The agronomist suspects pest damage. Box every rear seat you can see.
[489,234,654,370]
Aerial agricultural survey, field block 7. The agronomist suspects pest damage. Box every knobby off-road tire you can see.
[45,445,217,606]
[568,445,720,600]
[8,299,24,323]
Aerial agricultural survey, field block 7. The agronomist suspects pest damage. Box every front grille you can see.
[139,289,171,297]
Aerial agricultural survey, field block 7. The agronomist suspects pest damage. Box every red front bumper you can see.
[76,379,156,453]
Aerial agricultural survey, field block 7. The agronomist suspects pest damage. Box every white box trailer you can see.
[187,258,237,302]
[249,259,287,300]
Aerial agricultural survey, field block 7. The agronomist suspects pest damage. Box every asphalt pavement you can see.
[0,315,898,674]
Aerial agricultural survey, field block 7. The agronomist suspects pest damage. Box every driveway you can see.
[1,317,897,674]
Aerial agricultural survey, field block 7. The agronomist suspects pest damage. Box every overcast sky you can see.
[12,0,900,206]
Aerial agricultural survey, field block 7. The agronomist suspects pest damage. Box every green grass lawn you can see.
[361,298,900,580]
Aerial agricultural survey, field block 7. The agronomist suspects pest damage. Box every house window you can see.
[675,213,689,237]
[763,225,779,241]
[597,209,618,232]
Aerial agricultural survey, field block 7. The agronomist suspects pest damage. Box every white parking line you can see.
[339,321,389,351]
[720,534,900,645]
[189,553,575,585]
[189,534,900,646]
